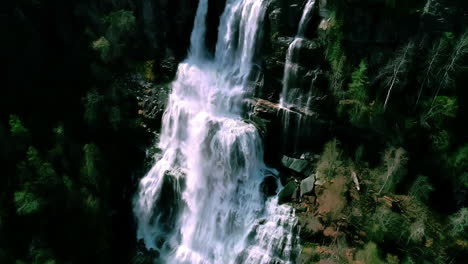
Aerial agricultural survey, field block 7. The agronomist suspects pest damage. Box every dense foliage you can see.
[0,1,168,263]
[293,0,468,263]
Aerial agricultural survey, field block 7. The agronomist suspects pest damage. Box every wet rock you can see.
[300,174,316,197]
[137,80,171,130]
[268,8,283,38]
[278,181,298,204]
[152,169,185,233]
[133,239,159,264]
[250,98,281,118]
[281,156,314,176]
[261,175,278,197]
[267,0,304,36]
[137,0,198,60]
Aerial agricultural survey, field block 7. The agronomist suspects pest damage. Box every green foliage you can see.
[409,175,434,203]
[349,61,369,100]
[81,144,101,189]
[63,175,73,191]
[92,37,111,62]
[84,90,104,126]
[418,31,468,107]
[408,218,426,243]
[316,139,342,179]
[2,1,151,263]
[380,41,415,111]
[448,208,468,237]
[355,242,384,264]
[30,248,56,264]
[386,254,400,264]
[81,188,100,213]
[452,144,468,168]
[376,147,407,194]
[321,11,346,93]
[93,10,136,62]
[450,145,468,189]
[137,60,156,81]
[421,96,458,128]
[25,147,59,186]
[436,31,468,94]
[402,256,416,264]
[366,207,407,243]
[354,145,365,164]
[338,61,370,126]
[430,130,450,152]
[109,106,121,130]
[9,115,28,136]
[14,191,42,216]
[104,10,136,39]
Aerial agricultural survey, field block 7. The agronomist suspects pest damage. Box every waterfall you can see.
[279,0,316,109]
[189,0,209,59]
[133,0,300,263]
[297,0,316,38]
[277,0,317,154]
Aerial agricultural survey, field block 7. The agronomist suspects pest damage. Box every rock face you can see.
[278,181,298,204]
[136,0,199,80]
[135,76,171,131]
[282,155,315,176]
[260,0,323,101]
[247,97,327,158]
[300,175,316,197]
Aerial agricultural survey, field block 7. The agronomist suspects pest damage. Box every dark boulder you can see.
[278,181,298,204]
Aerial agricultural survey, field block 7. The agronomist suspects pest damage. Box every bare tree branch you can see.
[383,42,414,111]
[433,31,468,103]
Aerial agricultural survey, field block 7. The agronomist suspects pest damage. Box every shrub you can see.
[366,207,407,243]
[338,61,370,126]
[408,218,426,243]
[450,145,468,189]
[81,144,101,190]
[448,208,468,237]
[14,191,42,216]
[103,10,136,40]
[453,145,468,169]
[377,147,407,194]
[421,96,458,129]
[430,130,450,151]
[409,175,434,203]
[355,242,384,264]
[9,115,28,136]
[92,37,111,62]
[84,90,104,126]
[316,139,342,179]
[92,10,136,62]
[321,11,347,94]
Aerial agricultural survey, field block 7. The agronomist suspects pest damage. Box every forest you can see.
[1,0,467,264]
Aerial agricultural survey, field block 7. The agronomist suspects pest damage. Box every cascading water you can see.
[279,0,316,110]
[278,0,317,154]
[133,0,300,263]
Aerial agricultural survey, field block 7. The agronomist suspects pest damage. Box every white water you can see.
[134,0,300,263]
[279,0,316,109]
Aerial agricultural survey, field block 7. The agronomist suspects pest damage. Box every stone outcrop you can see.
[136,76,171,131]
[281,155,315,176]
[278,181,298,204]
[300,175,316,197]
